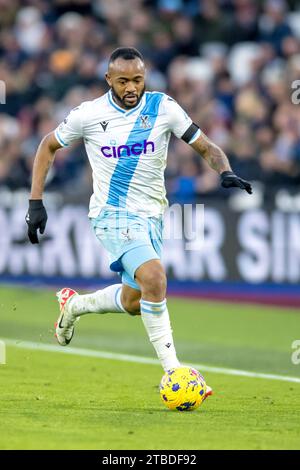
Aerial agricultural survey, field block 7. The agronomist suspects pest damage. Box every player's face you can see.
[106,58,146,110]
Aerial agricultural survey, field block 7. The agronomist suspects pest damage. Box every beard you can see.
[111,85,146,110]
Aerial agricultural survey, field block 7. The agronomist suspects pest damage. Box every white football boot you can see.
[203,385,213,401]
[55,288,79,346]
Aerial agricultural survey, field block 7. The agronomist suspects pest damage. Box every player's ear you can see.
[105,73,112,87]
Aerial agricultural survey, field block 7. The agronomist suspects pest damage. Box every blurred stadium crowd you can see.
[0,0,300,202]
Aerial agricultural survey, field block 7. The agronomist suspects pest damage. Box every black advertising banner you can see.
[1,193,300,285]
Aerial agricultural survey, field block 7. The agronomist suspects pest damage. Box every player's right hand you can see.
[25,200,48,244]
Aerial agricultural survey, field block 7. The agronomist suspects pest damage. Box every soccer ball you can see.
[159,366,206,411]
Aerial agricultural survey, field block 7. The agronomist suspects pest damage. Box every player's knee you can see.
[124,302,141,316]
[127,307,141,316]
[140,267,167,298]
[121,293,141,316]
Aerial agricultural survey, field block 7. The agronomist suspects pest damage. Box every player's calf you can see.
[135,260,180,371]
[135,259,167,302]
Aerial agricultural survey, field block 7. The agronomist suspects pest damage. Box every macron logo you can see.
[101,140,155,158]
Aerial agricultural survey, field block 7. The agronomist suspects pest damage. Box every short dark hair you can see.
[109,47,144,65]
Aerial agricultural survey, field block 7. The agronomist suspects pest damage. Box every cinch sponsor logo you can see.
[101,140,155,158]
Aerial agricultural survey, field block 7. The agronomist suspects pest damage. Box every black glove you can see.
[25,200,48,244]
[220,171,252,194]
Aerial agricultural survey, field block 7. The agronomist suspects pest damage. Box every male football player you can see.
[26,48,252,386]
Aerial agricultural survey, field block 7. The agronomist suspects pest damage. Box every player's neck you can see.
[110,90,130,111]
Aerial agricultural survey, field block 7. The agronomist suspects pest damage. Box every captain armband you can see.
[181,123,201,144]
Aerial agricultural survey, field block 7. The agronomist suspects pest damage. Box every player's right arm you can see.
[30,132,62,200]
[26,105,84,244]
[25,132,63,244]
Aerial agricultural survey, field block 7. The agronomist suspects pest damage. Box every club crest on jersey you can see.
[140,115,151,129]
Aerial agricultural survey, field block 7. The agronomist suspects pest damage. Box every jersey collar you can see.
[107,89,146,116]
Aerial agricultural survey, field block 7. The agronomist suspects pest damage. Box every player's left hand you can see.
[220,171,252,194]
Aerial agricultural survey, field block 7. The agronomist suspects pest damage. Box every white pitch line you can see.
[3,338,300,384]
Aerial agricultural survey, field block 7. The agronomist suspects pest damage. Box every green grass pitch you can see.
[0,285,300,450]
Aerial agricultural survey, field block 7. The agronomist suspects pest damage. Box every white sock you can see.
[70,284,126,316]
[140,298,180,372]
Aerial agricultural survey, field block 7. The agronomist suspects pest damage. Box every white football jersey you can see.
[54,90,201,218]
